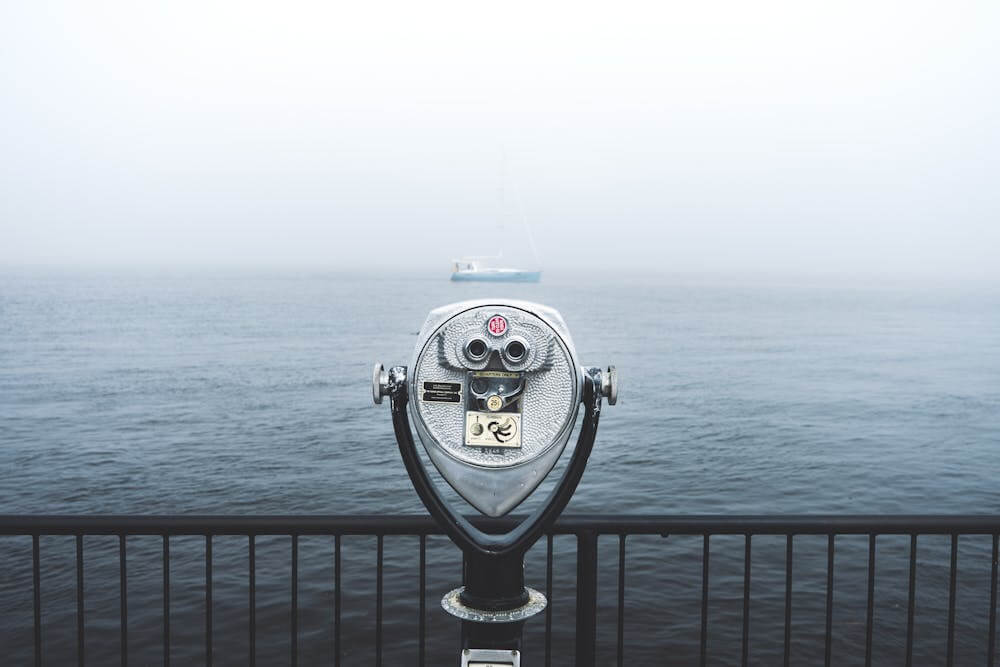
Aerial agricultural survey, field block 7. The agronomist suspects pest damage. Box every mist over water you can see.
[1,269,998,664]
[3,3,1000,280]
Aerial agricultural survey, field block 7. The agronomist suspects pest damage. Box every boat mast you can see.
[496,150,506,260]
[512,179,540,269]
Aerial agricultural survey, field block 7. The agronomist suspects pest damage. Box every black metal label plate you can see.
[421,381,462,403]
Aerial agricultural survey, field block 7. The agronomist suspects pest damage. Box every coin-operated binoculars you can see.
[373,300,617,665]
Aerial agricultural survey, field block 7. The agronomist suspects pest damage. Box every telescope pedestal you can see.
[447,552,539,667]
[462,549,529,611]
[388,365,605,665]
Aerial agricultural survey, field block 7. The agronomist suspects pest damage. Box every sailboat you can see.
[451,159,542,283]
[450,258,542,282]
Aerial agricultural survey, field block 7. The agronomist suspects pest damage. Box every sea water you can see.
[1,269,998,664]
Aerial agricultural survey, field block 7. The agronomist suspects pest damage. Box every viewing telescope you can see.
[374,299,617,665]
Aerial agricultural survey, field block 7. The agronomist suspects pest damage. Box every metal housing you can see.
[408,300,582,516]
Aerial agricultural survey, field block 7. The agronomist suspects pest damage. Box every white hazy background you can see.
[1,1,998,279]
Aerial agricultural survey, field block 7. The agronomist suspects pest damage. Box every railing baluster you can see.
[33,534,41,667]
[824,534,834,667]
[419,534,426,667]
[163,535,170,667]
[865,534,876,667]
[989,533,998,667]
[545,533,553,667]
[334,534,341,667]
[946,534,957,667]
[376,534,383,667]
[77,534,84,667]
[905,534,916,667]
[249,535,255,667]
[575,531,598,667]
[700,534,709,667]
[205,536,212,667]
[120,534,127,667]
[460,546,468,654]
[741,534,751,667]
[459,600,466,652]
[291,534,299,667]
[783,535,793,667]
[617,534,625,667]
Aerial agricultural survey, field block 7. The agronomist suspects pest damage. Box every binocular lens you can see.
[504,340,526,361]
[465,338,489,360]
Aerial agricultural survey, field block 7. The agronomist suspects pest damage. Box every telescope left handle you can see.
[372,363,389,404]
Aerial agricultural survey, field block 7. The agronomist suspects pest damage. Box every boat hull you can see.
[451,270,542,283]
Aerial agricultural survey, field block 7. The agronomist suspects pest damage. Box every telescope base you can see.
[442,586,546,623]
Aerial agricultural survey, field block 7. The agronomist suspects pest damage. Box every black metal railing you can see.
[3,514,999,666]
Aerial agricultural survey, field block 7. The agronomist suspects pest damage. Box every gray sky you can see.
[2,1,998,278]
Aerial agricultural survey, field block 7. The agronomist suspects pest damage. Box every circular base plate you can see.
[441,586,547,623]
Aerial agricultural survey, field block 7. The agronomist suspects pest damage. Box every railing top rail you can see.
[1,514,999,536]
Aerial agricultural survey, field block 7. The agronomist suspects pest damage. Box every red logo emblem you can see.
[487,315,508,336]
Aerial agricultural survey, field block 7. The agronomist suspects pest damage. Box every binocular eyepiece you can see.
[461,336,529,366]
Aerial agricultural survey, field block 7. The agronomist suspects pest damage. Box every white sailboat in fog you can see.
[450,256,542,283]
[451,159,542,283]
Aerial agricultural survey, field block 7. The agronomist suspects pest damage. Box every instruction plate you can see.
[465,412,522,448]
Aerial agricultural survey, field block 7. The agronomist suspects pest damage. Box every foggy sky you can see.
[2,1,998,279]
